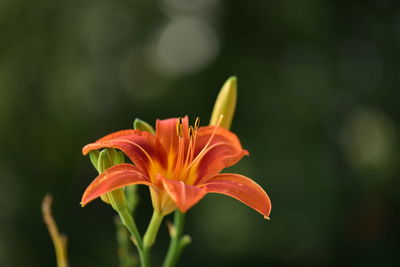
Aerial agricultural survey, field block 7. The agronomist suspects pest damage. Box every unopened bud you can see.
[180,234,192,246]
[96,148,126,207]
[97,150,106,173]
[108,188,128,212]
[209,76,237,130]
[113,150,125,165]
[89,150,100,172]
[100,194,111,204]
[134,118,155,134]
[167,221,177,238]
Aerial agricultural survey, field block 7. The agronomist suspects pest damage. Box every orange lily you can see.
[81,117,271,218]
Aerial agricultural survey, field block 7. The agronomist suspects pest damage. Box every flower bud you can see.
[209,76,237,130]
[167,221,177,238]
[97,149,109,174]
[180,234,192,246]
[113,150,125,165]
[89,150,100,172]
[108,188,128,212]
[96,148,127,209]
[100,193,111,204]
[134,118,155,134]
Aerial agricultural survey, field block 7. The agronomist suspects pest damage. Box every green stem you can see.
[118,209,150,267]
[115,186,140,267]
[140,248,150,267]
[115,216,138,267]
[162,211,188,267]
[139,211,164,267]
[143,211,164,248]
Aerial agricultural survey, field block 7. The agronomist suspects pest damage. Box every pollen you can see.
[176,117,183,137]
[194,117,200,130]
[188,126,194,138]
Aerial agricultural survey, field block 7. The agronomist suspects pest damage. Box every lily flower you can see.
[81,117,271,218]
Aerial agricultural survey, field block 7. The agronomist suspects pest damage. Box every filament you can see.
[184,115,223,174]
[174,118,185,178]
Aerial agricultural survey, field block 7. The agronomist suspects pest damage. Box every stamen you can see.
[194,117,200,130]
[190,125,198,162]
[174,117,185,178]
[184,115,223,174]
[184,126,195,167]
[189,117,200,164]
[188,126,194,138]
[176,117,183,137]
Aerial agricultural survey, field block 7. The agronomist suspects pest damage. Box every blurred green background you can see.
[1,0,399,266]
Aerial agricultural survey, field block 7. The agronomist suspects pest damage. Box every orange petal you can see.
[81,164,152,206]
[199,173,271,218]
[82,129,167,175]
[160,175,207,213]
[192,126,248,184]
[156,116,189,154]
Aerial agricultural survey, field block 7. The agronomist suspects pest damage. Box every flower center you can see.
[173,117,199,179]
[172,116,223,185]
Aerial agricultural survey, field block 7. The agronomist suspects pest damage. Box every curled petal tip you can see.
[264,216,270,220]
[201,173,271,218]
[80,197,91,207]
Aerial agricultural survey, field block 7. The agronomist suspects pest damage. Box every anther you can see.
[188,126,194,138]
[176,117,183,137]
[194,117,200,130]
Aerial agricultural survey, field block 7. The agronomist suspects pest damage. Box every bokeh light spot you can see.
[153,17,219,76]
[341,108,396,175]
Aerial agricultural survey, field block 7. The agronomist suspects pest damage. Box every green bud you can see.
[97,148,122,173]
[96,148,128,210]
[97,149,109,174]
[100,193,111,204]
[113,150,125,165]
[167,221,177,238]
[104,148,117,164]
[179,234,192,247]
[209,76,237,130]
[108,189,128,212]
[89,150,100,172]
[134,118,155,134]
